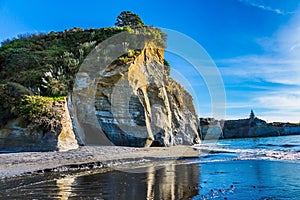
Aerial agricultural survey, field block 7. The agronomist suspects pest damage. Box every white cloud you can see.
[217,55,300,121]
[255,92,300,111]
[258,108,300,123]
[218,56,300,86]
[224,91,300,122]
[219,6,300,85]
[239,0,294,15]
[225,89,300,109]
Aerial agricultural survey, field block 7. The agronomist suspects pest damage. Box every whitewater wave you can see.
[192,136,300,162]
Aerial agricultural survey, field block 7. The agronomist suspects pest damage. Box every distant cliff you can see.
[200,117,300,139]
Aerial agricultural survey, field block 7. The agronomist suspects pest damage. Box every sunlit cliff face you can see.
[72,31,200,147]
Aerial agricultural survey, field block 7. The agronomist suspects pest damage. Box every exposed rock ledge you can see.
[0,98,78,152]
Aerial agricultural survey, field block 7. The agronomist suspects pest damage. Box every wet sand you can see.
[0,145,199,179]
[1,145,300,199]
[2,159,300,199]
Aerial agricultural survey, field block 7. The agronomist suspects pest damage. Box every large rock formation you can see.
[72,41,200,147]
[0,20,201,151]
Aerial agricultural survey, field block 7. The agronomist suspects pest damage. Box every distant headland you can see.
[200,110,300,140]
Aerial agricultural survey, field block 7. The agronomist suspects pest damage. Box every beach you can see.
[1,135,300,199]
[0,145,199,179]
[1,159,300,199]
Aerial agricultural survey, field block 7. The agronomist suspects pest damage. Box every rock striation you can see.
[0,31,201,151]
[73,42,200,147]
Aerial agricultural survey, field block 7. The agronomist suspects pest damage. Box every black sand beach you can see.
[2,136,300,199]
[0,145,198,179]
[2,159,300,199]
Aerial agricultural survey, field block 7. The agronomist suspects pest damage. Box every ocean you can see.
[1,135,300,199]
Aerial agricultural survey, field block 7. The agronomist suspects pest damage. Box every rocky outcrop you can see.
[222,118,279,138]
[200,117,300,139]
[0,97,78,152]
[73,42,200,147]
[0,24,200,151]
[57,98,79,151]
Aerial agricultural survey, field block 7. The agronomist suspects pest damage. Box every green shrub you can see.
[164,59,170,75]
[0,12,167,96]
[0,82,32,127]
[18,95,66,130]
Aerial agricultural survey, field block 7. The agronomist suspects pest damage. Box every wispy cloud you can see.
[218,7,300,86]
[239,0,294,15]
[218,56,300,86]
[224,90,300,122]
[255,93,300,111]
[218,55,300,122]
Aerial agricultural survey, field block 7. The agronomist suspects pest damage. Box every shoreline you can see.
[2,159,300,199]
[0,145,199,179]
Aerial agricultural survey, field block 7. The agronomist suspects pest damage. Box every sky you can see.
[1,0,300,122]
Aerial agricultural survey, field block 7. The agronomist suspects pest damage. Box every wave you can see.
[280,144,300,148]
[257,143,300,149]
[193,145,300,162]
[257,143,278,147]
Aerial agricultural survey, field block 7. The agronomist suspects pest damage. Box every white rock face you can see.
[57,98,79,151]
[72,42,200,147]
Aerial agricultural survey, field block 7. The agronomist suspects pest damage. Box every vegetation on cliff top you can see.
[0,11,168,129]
[0,11,166,96]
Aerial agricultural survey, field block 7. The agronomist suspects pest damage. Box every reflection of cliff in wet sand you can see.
[2,162,200,199]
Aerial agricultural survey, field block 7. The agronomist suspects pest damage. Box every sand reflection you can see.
[56,175,75,200]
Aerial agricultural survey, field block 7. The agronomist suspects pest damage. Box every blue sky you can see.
[1,0,300,122]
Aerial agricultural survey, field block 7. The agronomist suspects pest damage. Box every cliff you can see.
[0,12,200,151]
[200,117,300,139]
[72,42,200,147]
[0,57,201,152]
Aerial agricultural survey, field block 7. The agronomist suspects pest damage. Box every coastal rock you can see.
[200,117,300,139]
[57,98,79,151]
[0,98,78,152]
[73,42,200,147]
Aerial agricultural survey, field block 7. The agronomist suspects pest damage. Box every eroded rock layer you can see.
[94,43,200,147]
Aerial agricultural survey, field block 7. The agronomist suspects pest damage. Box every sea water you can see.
[1,135,300,199]
[193,135,300,199]
[198,134,300,162]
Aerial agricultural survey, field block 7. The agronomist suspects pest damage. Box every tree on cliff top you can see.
[250,109,255,119]
[115,11,145,29]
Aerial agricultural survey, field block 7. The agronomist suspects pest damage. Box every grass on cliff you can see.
[19,95,66,130]
[0,25,166,97]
